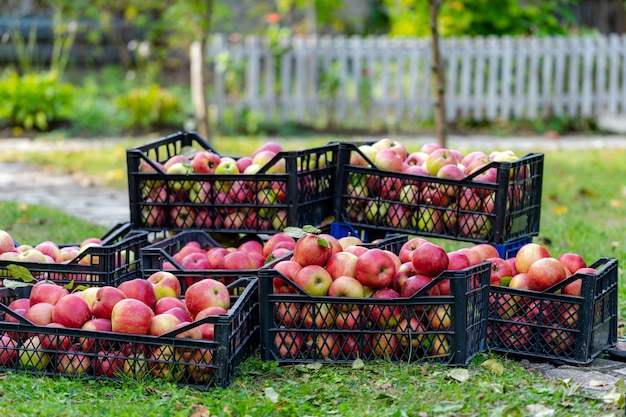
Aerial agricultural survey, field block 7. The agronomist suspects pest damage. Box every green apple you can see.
[215,158,240,192]
[166,162,194,192]
[19,336,50,371]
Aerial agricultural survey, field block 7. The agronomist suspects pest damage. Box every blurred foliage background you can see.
[0,0,617,137]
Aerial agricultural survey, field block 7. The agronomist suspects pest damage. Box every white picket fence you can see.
[205,33,626,128]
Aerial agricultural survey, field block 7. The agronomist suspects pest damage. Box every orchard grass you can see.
[0,353,621,417]
[0,136,625,415]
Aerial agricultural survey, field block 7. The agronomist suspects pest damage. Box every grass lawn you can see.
[0,135,625,416]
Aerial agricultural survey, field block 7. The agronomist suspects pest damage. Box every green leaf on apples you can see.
[2,279,32,290]
[180,145,201,159]
[7,264,37,282]
[68,282,90,292]
[317,238,329,248]
[283,227,306,239]
[303,225,322,234]
[499,276,513,286]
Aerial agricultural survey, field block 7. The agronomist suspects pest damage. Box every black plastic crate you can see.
[126,131,339,234]
[0,223,147,288]
[333,143,544,245]
[140,230,262,293]
[0,276,259,389]
[258,255,490,366]
[487,258,618,364]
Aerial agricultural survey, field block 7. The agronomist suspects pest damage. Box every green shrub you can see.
[0,71,74,131]
[115,84,183,131]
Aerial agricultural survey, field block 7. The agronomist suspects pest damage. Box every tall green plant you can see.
[0,71,74,131]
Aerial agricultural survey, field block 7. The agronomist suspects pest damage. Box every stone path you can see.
[2,135,626,394]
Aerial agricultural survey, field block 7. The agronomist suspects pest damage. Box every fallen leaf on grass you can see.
[352,358,364,369]
[610,199,624,208]
[589,379,610,388]
[265,387,279,403]
[525,404,555,416]
[189,404,210,417]
[553,206,568,215]
[480,359,504,375]
[447,368,470,383]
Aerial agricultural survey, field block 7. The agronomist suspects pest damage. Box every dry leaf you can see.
[553,206,568,215]
[481,359,504,376]
[265,387,279,403]
[589,379,610,388]
[610,200,623,208]
[447,368,470,383]
[525,404,555,416]
[190,404,211,417]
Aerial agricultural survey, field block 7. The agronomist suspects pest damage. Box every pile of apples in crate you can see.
[140,141,295,230]
[0,270,232,378]
[0,230,104,266]
[267,231,492,359]
[488,242,594,352]
[346,138,529,239]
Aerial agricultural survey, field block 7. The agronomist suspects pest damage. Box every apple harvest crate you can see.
[0,276,259,389]
[126,131,339,234]
[0,222,147,288]
[487,258,618,364]
[332,143,544,250]
[140,230,262,293]
[258,259,491,366]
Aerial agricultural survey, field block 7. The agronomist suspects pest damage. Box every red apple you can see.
[53,294,92,329]
[147,271,182,300]
[488,257,513,286]
[293,234,334,267]
[25,302,55,326]
[355,248,396,289]
[191,150,221,174]
[411,242,449,278]
[401,274,438,298]
[294,265,333,296]
[110,298,155,335]
[222,250,258,270]
[274,331,303,359]
[39,323,73,351]
[557,253,587,275]
[163,307,195,323]
[527,257,568,291]
[154,297,187,315]
[327,276,365,299]
[471,244,501,261]
[325,251,359,280]
[29,282,69,307]
[272,260,302,294]
[79,318,113,352]
[118,278,157,309]
[262,233,296,258]
[180,251,212,270]
[92,286,127,320]
[185,279,231,316]
[515,243,552,274]
[446,251,471,270]
[149,313,183,336]
[367,287,402,329]
[457,248,483,266]
[207,247,231,269]
[0,334,17,366]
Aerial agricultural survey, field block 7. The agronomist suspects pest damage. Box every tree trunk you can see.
[190,39,209,141]
[429,0,446,147]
